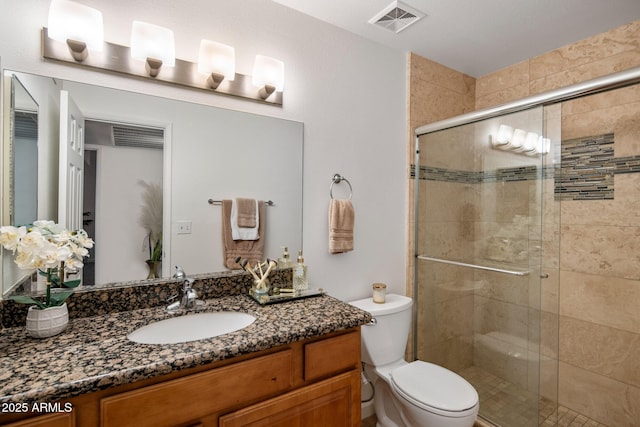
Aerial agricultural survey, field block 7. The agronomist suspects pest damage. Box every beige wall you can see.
[409,19,640,426]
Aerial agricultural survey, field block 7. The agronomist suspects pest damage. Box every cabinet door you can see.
[219,370,360,427]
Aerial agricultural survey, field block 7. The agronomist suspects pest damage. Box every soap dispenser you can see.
[293,249,308,291]
[278,247,292,269]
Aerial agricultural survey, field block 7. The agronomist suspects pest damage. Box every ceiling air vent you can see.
[112,124,164,150]
[369,1,425,34]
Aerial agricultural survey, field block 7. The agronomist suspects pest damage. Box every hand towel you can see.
[236,197,257,228]
[223,200,265,269]
[328,199,354,254]
[231,198,259,240]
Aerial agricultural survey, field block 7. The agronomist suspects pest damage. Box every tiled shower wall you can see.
[408,19,640,426]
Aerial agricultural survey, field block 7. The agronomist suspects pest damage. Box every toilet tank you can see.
[349,294,413,367]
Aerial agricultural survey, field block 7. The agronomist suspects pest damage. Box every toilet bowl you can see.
[350,294,479,427]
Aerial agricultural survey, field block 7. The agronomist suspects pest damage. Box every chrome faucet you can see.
[181,278,198,309]
[167,266,199,311]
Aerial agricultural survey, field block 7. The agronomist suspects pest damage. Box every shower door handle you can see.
[417,255,530,276]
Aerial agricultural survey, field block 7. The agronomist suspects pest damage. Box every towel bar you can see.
[330,173,352,200]
[208,199,275,206]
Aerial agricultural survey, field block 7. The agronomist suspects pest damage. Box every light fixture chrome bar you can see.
[417,255,530,276]
[41,28,283,106]
[415,66,640,136]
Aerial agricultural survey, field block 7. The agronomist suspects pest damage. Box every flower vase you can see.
[146,260,161,279]
[25,303,69,338]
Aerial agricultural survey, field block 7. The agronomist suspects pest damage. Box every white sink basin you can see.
[127,311,256,344]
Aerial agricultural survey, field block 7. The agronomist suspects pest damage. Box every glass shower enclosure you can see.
[413,106,560,426]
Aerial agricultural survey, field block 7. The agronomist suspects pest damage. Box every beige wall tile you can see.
[410,79,474,126]
[561,174,640,227]
[560,316,640,387]
[474,269,529,306]
[475,82,530,110]
[560,270,640,334]
[474,296,529,340]
[529,20,640,80]
[476,60,530,98]
[562,84,640,116]
[559,362,640,426]
[561,99,640,142]
[530,50,640,94]
[560,224,640,280]
[411,53,476,96]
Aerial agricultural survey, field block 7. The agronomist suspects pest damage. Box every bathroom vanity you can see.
[0,294,369,427]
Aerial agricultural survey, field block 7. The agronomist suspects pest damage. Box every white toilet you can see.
[350,294,479,427]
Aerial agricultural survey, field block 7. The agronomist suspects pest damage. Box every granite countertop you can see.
[0,294,370,405]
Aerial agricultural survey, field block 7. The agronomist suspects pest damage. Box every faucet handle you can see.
[183,277,195,290]
[173,265,186,280]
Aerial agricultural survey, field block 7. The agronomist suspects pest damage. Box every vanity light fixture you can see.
[253,55,285,99]
[41,1,283,105]
[130,21,176,78]
[197,40,236,89]
[491,125,550,156]
[47,0,103,61]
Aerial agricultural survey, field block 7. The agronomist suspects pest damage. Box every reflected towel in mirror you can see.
[231,198,259,240]
[223,200,265,269]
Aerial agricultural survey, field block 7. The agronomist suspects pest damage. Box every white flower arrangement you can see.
[0,220,94,309]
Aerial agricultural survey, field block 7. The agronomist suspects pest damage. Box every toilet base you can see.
[373,378,407,427]
[371,366,478,427]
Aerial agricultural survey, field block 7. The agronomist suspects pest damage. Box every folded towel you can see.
[328,199,354,254]
[236,197,257,228]
[231,199,259,240]
[223,200,265,269]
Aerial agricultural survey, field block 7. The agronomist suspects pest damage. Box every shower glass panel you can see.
[415,105,559,426]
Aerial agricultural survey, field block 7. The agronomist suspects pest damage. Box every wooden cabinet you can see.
[0,328,361,427]
[101,350,294,427]
[2,413,74,427]
[220,371,360,427]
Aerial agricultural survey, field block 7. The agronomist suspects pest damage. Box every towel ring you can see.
[330,173,352,200]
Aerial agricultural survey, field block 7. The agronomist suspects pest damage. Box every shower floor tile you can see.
[459,366,608,427]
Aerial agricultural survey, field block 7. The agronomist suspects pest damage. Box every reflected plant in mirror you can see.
[138,180,163,279]
[0,221,94,308]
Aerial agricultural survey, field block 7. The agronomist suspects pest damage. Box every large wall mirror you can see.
[1,69,304,298]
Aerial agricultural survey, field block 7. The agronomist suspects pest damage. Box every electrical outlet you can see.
[176,220,192,234]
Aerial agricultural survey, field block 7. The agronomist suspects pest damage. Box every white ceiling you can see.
[271,0,640,77]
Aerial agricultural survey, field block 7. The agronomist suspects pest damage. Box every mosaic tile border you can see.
[556,133,615,201]
[411,133,640,201]
[410,164,549,183]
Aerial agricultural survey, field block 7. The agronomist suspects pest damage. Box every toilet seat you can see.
[390,361,478,417]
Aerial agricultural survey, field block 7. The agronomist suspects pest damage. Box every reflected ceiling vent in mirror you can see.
[85,120,164,150]
[14,111,38,139]
[369,0,425,34]
[112,124,164,150]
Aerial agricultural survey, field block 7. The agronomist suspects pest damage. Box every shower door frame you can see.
[411,65,640,360]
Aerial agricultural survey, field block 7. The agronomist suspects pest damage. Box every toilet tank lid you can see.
[349,294,412,316]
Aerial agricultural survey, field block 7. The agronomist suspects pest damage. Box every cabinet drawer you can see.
[2,413,74,427]
[304,331,360,381]
[101,349,293,427]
